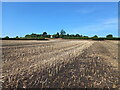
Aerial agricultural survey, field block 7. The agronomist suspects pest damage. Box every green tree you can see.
[60,29,66,35]
[92,35,98,40]
[55,32,60,38]
[42,32,47,37]
[5,36,9,39]
[106,34,113,38]
[57,32,59,36]
[16,36,19,39]
[93,35,98,38]
[76,34,80,37]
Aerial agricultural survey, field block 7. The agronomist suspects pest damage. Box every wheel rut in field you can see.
[2,41,94,88]
[36,41,119,88]
[2,41,119,88]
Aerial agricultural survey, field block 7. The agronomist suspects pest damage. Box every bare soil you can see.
[1,40,119,89]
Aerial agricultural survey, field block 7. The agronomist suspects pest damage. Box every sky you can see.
[2,2,118,37]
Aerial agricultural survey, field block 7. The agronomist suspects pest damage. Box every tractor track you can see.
[1,40,119,89]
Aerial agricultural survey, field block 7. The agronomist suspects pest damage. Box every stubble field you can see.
[1,39,119,88]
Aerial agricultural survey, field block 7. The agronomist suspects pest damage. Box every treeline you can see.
[62,34,120,40]
[1,29,120,40]
[2,32,49,40]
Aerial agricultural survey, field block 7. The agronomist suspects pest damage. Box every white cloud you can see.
[70,18,118,36]
[103,18,118,25]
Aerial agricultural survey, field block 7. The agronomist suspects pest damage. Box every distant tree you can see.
[56,32,59,36]
[42,32,47,37]
[31,33,36,35]
[106,34,113,38]
[16,36,19,39]
[20,37,23,39]
[55,32,60,38]
[92,35,98,40]
[83,36,88,38]
[76,34,80,37]
[94,35,98,37]
[92,35,98,38]
[5,36,9,39]
[67,34,69,36]
[66,34,70,37]
[60,29,66,35]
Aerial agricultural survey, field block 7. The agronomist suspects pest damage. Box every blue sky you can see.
[2,2,118,37]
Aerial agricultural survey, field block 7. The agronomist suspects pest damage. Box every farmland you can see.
[1,39,119,88]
